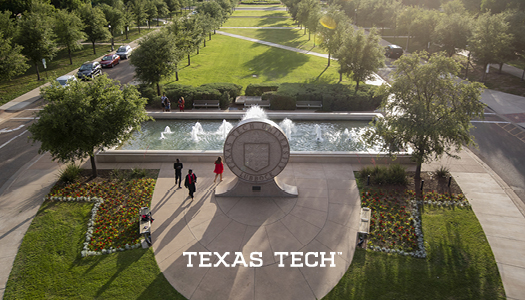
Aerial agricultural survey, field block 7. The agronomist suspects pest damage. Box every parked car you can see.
[116,45,132,59]
[100,54,120,68]
[385,44,404,59]
[55,75,77,87]
[77,61,102,80]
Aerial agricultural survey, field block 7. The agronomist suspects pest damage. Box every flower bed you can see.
[361,189,470,258]
[46,178,156,256]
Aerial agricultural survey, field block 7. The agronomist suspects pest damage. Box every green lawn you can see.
[236,4,284,7]
[231,10,290,17]
[0,44,110,106]
[167,33,342,91]
[323,206,505,299]
[220,28,327,54]
[3,201,184,300]
[222,17,296,27]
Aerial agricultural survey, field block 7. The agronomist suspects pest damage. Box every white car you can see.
[116,45,132,59]
[56,75,77,87]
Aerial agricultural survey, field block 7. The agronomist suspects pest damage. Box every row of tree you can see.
[284,0,525,81]
[131,0,237,95]
[281,1,385,90]
[0,0,192,82]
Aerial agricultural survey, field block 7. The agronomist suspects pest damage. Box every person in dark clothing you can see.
[184,169,197,199]
[174,159,183,188]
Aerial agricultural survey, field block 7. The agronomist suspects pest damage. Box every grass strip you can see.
[4,200,184,299]
[323,205,504,299]
[220,28,327,54]
[166,33,343,90]
[231,10,290,17]
[222,17,296,27]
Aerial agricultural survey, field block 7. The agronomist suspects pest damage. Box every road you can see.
[0,58,136,192]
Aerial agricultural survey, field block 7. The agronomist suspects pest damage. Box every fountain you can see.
[98,107,413,165]
[190,122,204,142]
[314,124,324,142]
[216,119,233,140]
[279,118,296,141]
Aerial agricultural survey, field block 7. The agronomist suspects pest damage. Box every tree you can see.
[318,4,351,66]
[196,0,226,35]
[131,0,147,33]
[469,12,513,81]
[154,0,169,26]
[16,11,57,81]
[335,28,384,90]
[364,52,485,197]
[131,29,181,94]
[122,4,135,40]
[397,5,418,52]
[504,10,525,79]
[296,0,319,36]
[54,9,86,65]
[0,10,17,40]
[144,0,157,28]
[165,0,181,19]
[28,74,150,178]
[433,11,471,56]
[79,4,111,54]
[99,2,124,51]
[0,33,30,81]
[305,7,321,44]
[411,7,439,51]
[433,0,472,56]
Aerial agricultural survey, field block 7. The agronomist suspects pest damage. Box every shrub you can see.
[434,166,450,178]
[219,91,231,109]
[359,164,407,186]
[266,92,295,110]
[131,168,147,179]
[137,84,157,105]
[58,164,82,183]
[200,82,242,99]
[245,83,280,96]
[387,164,408,185]
[241,0,281,4]
[110,168,126,181]
[164,83,196,109]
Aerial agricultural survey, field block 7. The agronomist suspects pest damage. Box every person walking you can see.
[178,96,185,112]
[184,169,197,199]
[173,158,183,188]
[213,156,224,183]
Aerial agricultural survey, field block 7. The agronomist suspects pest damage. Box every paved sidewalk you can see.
[150,162,359,300]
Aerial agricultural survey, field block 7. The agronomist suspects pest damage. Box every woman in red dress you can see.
[213,156,224,183]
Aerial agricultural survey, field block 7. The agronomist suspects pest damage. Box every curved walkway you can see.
[150,162,360,300]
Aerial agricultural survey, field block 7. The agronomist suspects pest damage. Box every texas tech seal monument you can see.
[215,116,298,197]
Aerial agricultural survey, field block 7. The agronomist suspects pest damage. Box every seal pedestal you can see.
[215,177,298,197]
[215,117,297,198]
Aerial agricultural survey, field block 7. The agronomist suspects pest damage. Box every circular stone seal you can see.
[223,118,290,183]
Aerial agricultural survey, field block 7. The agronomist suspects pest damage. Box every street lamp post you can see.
[108,24,114,51]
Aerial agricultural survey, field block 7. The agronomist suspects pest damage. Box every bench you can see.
[235,96,262,105]
[296,101,322,109]
[139,207,152,246]
[193,100,220,109]
[244,99,270,109]
[358,207,371,235]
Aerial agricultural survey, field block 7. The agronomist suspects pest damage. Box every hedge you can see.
[245,83,280,96]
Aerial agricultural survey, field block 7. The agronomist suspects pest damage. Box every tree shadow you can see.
[242,45,310,80]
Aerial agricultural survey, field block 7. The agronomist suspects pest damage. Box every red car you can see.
[100,54,120,68]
